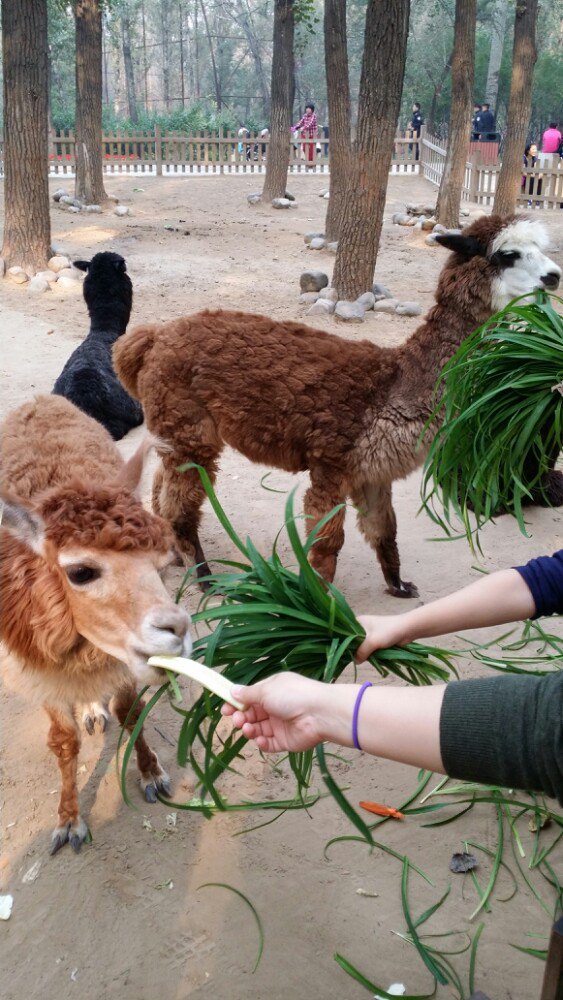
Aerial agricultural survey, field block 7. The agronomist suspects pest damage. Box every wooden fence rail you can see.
[0,127,422,178]
[421,131,563,210]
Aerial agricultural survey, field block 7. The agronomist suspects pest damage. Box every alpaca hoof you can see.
[82,702,110,735]
[387,579,419,599]
[144,784,158,804]
[50,817,89,855]
[142,766,172,803]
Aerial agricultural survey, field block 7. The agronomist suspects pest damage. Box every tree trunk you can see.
[121,9,139,123]
[427,52,452,134]
[75,0,109,206]
[161,0,171,111]
[199,0,221,110]
[323,0,352,243]
[1,0,51,274]
[332,0,409,300]
[485,0,510,111]
[236,0,270,118]
[261,0,294,202]
[493,0,538,216]
[435,0,476,228]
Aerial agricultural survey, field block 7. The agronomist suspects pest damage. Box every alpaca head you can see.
[1,483,191,684]
[74,252,133,331]
[435,216,561,312]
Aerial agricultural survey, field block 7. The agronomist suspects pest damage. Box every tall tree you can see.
[75,0,109,205]
[494,0,538,216]
[323,0,352,243]
[1,0,51,273]
[261,0,295,202]
[485,0,510,110]
[121,3,139,123]
[332,0,410,300]
[435,0,476,228]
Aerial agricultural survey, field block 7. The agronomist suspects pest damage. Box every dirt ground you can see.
[1,173,562,1000]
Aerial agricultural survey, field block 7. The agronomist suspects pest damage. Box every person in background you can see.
[478,103,496,139]
[541,121,562,166]
[523,142,542,205]
[259,127,270,160]
[292,103,318,169]
[471,102,482,139]
[408,101,423,157]
[222,550,563,806]
[237,123,251,162]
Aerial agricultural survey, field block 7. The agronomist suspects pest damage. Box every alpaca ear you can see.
[73,259,91,272]
[434,234,486,258]
[1,499,46,555]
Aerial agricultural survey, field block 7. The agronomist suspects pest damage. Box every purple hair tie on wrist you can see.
[352,681,373,750]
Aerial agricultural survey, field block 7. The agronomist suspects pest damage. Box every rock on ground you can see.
[304,231,324,245]
[373,298,399,313]
[28,276,50,294]
[300,270,329,293]
[247,193,261,205]
[57,267,83,281]
[326,242,338,253]
[299,291,320,304]
[272,198,291,209]
[357,291,375,311]
[307,299,335,316]
[57,275,82,290]
[372,282,393,299]
[335,300,365,322]
[395,301,422,316]
[7,267,29,285]
[318,286,338,301]
[84,204,103,214]
[114,205,130,216]
[36,269,59,284]
[48,255,70,272]
[309,237,326,250]
[52,188,68,202]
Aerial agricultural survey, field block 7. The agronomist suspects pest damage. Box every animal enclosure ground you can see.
[1,174,562,1000]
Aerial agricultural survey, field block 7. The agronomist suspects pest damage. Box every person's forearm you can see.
[391,569,535,644]
[316,683,446,773]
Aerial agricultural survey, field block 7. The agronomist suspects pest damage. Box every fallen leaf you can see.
[449,851,478,874]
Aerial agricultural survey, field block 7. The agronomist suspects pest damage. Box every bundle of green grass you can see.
[120,469,455,814]
[422,294,563,546]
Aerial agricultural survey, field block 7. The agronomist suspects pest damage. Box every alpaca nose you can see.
[542,271,560,290]
[152,605,190,639]
[144,605,191,656]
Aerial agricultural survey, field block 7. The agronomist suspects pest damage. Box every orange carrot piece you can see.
[359,800,405,820]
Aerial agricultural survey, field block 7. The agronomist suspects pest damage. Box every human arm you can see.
[222,671,563,805]
[355,568,536,661]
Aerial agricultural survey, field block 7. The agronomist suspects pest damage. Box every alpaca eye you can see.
[65,565,101,586]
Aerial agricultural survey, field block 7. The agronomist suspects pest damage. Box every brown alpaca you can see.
[113,216,561,597]
[0,395,192,854]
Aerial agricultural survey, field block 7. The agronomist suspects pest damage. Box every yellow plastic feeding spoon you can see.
[148,655,245,710]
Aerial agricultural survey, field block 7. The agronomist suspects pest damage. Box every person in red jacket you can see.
[292,103,318,168]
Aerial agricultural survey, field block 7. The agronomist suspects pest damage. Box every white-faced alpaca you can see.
[113,216,561,598]
[0,396,192,854]
[52,252,144,441]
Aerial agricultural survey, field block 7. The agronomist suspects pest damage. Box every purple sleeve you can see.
[514,549,563,618]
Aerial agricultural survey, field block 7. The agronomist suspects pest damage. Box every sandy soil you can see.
[1,173,562,1000]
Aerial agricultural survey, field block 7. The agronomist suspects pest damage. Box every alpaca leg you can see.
[303,472,347,582]
[45,705,90,854]
[153,453,219,588]
[352,481,418,598]
[113,684,171,803]
[81,701,110,735]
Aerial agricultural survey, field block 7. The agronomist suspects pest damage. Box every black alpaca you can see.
[52,252,144,440]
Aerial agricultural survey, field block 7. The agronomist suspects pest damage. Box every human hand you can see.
[355,613,412,662]
[221,672,329,753]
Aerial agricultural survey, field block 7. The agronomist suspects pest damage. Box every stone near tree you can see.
[48,255,71,272]
[284,191,296,201]
[53,188,68,202]
[300,270,329,293]
[57,274,82,290]
[318,188,329,197]
[247,193,262,205]
[323,192,330,199]
[425,234,439,245]
[28,276,50,293]
[36,269,58,284]
[299,291,320,304]
[318,286,338,301]
[326,242,338,253]
[114,205,130,217]
[373,298,399,313]
[57,267,83,281]
[357,291,376,310]
[307,299,335,316]
[335,300,365,322]
[304,231,325,244]
[372,281,393,299]
[421,218,436,230]
[392,212,409,225]
[272,197,291,209]
[432,223,447,234]
[396,301,422,316]
[107,194,120,203]
[460,208,470,217]
[84,204,102,214]
[6,266,30,284]
[310,237,326,250]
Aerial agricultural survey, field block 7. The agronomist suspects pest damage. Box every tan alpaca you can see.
[0,395,192,854]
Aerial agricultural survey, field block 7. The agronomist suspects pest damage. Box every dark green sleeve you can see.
[440,673,563,806]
